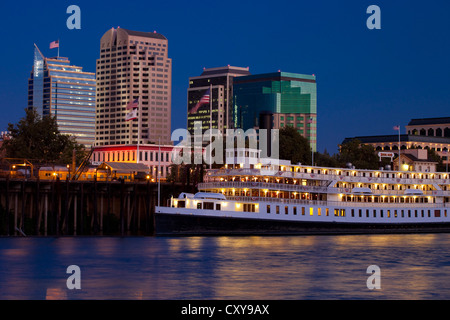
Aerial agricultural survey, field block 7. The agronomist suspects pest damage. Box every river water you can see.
[1,234,450,300]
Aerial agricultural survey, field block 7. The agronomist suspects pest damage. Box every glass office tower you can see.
[187,66,251,144]
[233,72,317,151]
[28,44,96,147]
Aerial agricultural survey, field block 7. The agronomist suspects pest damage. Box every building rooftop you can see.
[407,117,450,126]
[199,66,251,77]
[342,134,450,145]
[233,71,316,84]
[119,28,167,40]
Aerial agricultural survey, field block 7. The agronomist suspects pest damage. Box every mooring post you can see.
[64,177,69,235]
[120,179,125,236]
[93,176,99,234]
[146,180,151,234]
[5,176,10,236]
[21,180,25,234]
[35,177,40,235]
[80,182,84,235]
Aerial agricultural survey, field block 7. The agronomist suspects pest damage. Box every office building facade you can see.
[28,44,96,147]
[96,27,172,146]
[343,117,450,166]
[187,66,251,142]
[233,72,317,151]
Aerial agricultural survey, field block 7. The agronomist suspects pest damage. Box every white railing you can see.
[198,181,450,197]
[206,168,450,186]
[198,181,328,193]
[225,195,450,208]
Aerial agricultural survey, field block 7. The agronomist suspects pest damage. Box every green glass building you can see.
[233,71,317,151]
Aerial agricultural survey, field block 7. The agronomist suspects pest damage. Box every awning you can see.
[352,187,373,194]
[97,162,149,173]
[404,189,424,196]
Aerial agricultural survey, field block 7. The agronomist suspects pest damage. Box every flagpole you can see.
[57,39,60,58]
[158,138,161,208]
[209,84,212,169]
[137,98,141,163]
[398,125,400,171]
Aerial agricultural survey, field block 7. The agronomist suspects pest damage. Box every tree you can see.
[1,108,86,165]
[337,139,380,169]
[279,126,312,164]
[314,149,340,168]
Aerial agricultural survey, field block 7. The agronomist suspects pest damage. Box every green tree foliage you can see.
[337,139,380,169]
[1,109,86,165]
[279,126,312,165]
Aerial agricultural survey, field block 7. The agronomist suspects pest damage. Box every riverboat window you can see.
[445,210,447,217]
[421,210,424,217]
[387,210,391,218]
[394,210,398,218]
[177,200,185,208]
[373,210,377,218]
[380,210,384,218]
[428,210,431,218]
[326,208,329,216]
[334,209,339,217]
[203,202,214,210]
[276,206,280,214]
[293,207,297,215]
[351,209,355,217]
[310,208,313,216]
[408,210,411,218]
[318,208,322,216]
[216,203,221,211]
[243,204,256,212]
[267,205,270,214]
[401,210,404,218]
[435,210,440,218]
[302,207,305,215]
[366,210,370,217]
[415,210,418,218]
[197,202,202,209]
[359,209,362,217]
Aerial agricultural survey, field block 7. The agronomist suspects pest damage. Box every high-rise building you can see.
[95,27,172,146]
[187,66,251,142]
[233,71,317,151]
[28,44,96,147]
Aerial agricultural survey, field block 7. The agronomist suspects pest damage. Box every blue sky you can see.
[0,0,449,154]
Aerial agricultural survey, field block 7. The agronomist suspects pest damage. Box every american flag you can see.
[189,89,210,114]
[307,117,314,123]
[393,125,400,130]
[50,40,59,49]
[127,98,139,110]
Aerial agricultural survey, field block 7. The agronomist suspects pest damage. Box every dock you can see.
[0,178,192,236]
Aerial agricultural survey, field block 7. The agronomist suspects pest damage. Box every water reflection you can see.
[1,234,450,299]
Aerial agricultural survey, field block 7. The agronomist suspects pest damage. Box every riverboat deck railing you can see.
[198,181,450,197]
[206,168,450,186]
[224,195,450,208]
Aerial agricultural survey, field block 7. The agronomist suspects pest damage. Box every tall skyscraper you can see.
[28,44,96,147]
[95,27,172,146]
[233,71,317,151]
[187,66,251,143]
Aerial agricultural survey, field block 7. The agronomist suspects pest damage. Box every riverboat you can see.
[155,148,450,235]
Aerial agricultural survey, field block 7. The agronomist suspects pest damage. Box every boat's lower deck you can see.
[154,211,450,236]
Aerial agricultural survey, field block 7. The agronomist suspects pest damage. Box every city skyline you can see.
[0,0,449,154]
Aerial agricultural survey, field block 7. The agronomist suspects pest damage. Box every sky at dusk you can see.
[0,0,449,154]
